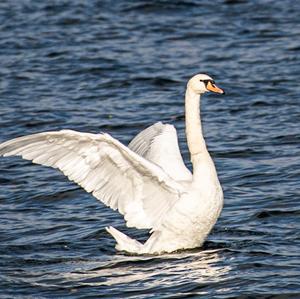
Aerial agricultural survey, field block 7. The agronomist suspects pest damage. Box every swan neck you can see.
[185,86,219,183]
[185,87,206,157]
[185,86,220,189]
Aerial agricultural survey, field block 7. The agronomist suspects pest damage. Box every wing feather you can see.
[129,122,192,181]
[0,130,185,229]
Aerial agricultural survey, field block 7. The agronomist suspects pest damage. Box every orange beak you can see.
[206,81,225,94]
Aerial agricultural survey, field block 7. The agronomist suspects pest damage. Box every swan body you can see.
[0,74,224,254]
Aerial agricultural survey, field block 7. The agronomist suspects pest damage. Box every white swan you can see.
[0,74,224,254]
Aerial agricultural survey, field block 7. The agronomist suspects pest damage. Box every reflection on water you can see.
[60,249,231,296]
[76,250,228,282]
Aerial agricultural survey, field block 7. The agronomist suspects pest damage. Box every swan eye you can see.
[200,79,215,86]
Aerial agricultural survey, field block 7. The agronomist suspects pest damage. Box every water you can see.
[0,0,299,297]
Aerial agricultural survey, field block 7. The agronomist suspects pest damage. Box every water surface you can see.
[0,0,299,298]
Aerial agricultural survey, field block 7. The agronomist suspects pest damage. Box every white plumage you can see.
[0,74,225,254]
[128,122,192,181]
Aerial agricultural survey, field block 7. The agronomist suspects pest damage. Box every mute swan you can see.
[0,74,224,254]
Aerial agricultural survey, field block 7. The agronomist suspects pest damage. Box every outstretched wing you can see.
[0,130,185,229]
[129,122,192,181]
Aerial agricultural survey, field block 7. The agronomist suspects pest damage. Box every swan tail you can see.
[106,226,143,254]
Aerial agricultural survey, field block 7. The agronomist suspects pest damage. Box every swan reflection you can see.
[64,248,231,290]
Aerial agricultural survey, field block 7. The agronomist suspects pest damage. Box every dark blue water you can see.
[0,0,299,298]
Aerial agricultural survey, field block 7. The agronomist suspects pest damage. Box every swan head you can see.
[188,74,224,95]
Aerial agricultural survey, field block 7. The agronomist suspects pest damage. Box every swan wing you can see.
[129,122,192,181]
[0,130,185,229]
